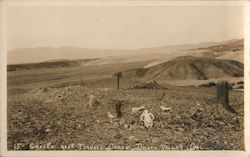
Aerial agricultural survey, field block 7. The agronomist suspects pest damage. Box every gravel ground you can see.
[7,85,244,150]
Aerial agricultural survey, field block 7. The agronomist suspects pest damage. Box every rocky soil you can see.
[8,85,244,150]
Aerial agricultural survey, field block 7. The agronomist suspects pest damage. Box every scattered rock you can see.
[107,112,116,119]
[114,134,122,139]
[151,137,160,144]
[159,105,171,111]
[124,124,129,129]
[119,118,126,125]
[128,136,137,141]
[176,115,181,119]
[77,124,81,129]
[177,128,185,132]
[140,110,155,128]
[218,122,225,125]
[130,81,167,90]
[131,106,145,114]
[88,95,99,107]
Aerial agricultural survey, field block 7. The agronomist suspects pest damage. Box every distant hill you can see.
[189,39,244,58]
[121,56,244,81]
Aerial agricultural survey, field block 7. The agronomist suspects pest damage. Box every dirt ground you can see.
[7,85,244,150]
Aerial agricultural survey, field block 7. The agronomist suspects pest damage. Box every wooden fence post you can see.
[217,81,235,113]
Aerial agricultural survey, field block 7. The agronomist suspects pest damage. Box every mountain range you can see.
[8,39,243,65]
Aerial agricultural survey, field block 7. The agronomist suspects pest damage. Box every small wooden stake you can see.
[115,101,123,118]
[115,72,122,90]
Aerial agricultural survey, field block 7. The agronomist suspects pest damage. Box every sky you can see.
[7,5,244,50]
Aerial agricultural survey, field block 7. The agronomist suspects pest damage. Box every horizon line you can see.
[7,38,244,52]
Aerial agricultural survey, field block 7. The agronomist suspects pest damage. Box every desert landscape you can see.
[7,39,244,150]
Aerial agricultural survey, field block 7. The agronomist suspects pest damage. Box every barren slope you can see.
[121,56,244,81]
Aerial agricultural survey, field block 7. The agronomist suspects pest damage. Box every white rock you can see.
[108,112,116,119]
[140,110,155,128]
[88,95,97,107]
[159,105,171,111]
[128,136,137,141]
[131,106,145,114]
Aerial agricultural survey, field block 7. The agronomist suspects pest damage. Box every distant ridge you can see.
[7,58,98,71]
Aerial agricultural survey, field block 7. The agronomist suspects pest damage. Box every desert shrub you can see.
[237,81,244,85]
[199,82,216,88]
[234,85,244,89]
